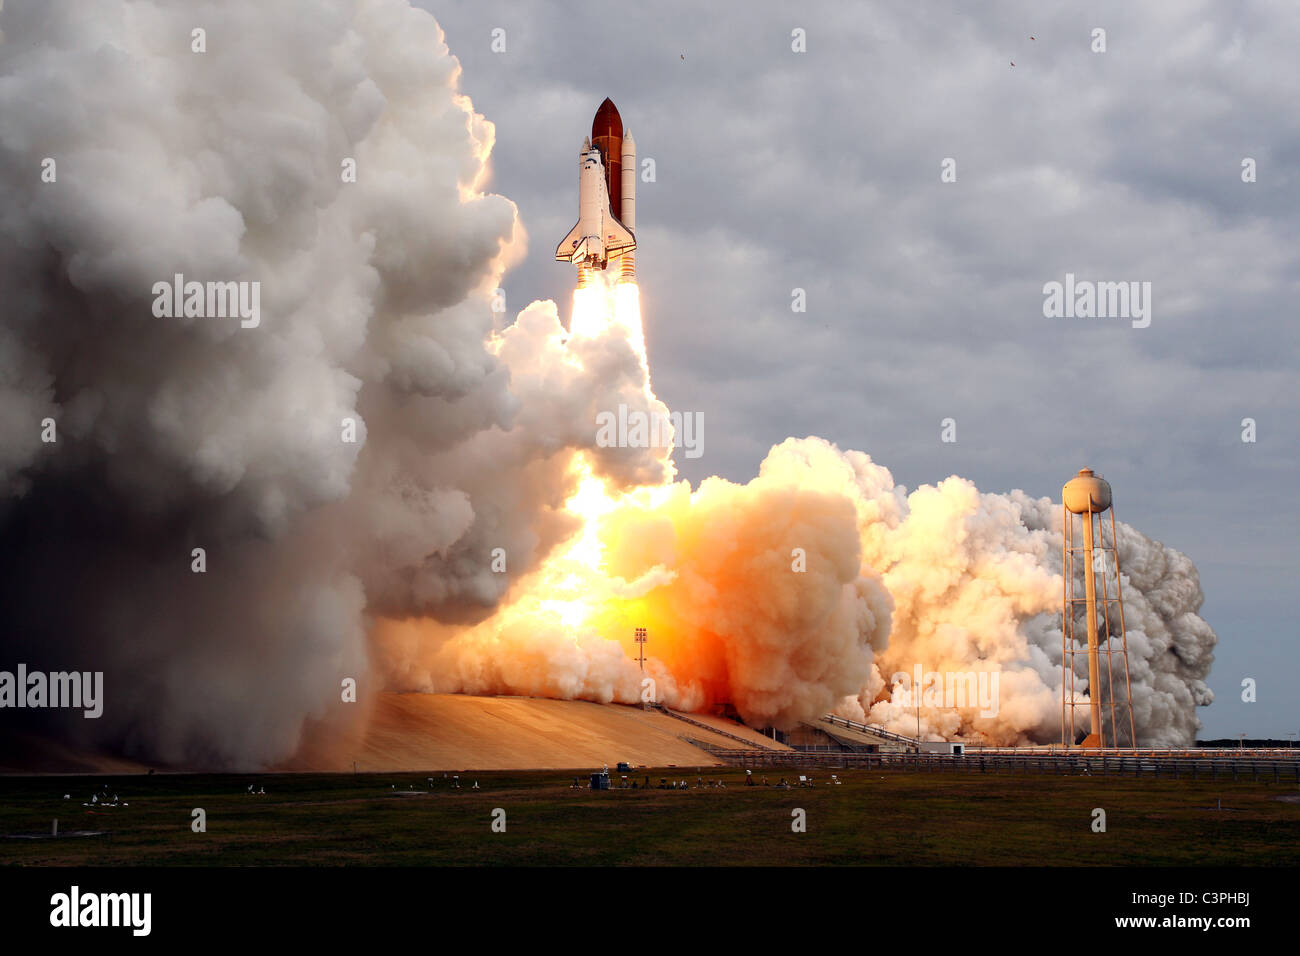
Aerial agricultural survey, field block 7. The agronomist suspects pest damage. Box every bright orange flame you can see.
[494,272,669,656]
[549,270,664,643]
[537,460,620,630]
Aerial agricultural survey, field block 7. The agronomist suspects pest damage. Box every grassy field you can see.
[2,765,1297,866]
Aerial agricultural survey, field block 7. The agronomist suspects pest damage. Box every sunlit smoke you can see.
[382,274,1216,746]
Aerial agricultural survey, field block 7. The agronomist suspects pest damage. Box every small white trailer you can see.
[918,741,966,755]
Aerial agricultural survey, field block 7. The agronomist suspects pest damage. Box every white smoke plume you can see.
[755,439,1215,747]
[0,0,668,767]
[0,0,1215,768]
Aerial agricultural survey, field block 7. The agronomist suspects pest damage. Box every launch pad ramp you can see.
[820,714,918,748]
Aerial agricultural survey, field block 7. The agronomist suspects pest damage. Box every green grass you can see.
[1,767,1297,866]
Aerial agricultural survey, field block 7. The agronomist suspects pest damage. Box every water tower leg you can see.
[1082,512,1104,748]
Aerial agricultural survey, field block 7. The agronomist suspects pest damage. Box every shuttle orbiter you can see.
[556,98,637,282]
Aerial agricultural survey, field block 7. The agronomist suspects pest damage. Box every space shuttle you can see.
[556,98,637,282]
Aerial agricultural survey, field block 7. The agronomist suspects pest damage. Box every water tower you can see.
[1061,468,1136,749]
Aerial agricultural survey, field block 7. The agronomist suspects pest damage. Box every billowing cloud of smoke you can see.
[378,465,894,730]
[0,1,1215,767]
[396,434,1213,747]
[753,439,1215,747]
[0,0,668,768]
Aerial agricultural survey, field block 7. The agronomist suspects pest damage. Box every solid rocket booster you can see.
[619,128,636,281]
[556,98,637,282]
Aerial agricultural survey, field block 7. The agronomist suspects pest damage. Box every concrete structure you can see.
[780,715,917,754]
[287,694,790,772]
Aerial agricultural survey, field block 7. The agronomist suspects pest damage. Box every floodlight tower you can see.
[634,627,647,672]
[1062,468,1137,749]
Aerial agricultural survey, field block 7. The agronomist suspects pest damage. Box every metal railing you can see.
[657,706,783,751]
[707,748,1300,781]
[820,713,918,746]
[966,746,1300,759]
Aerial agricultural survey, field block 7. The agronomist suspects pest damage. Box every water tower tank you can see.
[1063,468,1112,514]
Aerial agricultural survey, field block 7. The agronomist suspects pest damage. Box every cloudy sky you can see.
[424,0,1300,740]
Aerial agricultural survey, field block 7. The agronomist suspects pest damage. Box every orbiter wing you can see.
[555,221,584,262]
[603,214,635,260]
